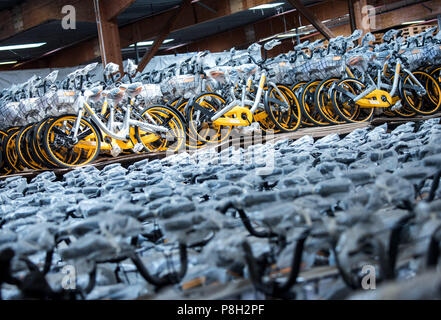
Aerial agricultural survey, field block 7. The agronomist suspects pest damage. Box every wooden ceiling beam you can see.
[0,0,96,41]
[373,0,441,31]
[285,0,336,39]
[103,0,136,20]
[137,0,193,72]
[16,0,276,68]
[94,0,124,70]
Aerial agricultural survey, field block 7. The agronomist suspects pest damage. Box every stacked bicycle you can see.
[1,27,441,174]
[0,61,186,173]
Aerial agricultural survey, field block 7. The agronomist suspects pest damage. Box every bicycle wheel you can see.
[400,71,441,115]
[186,92,232,144]
[264,84,302,132]
[429,65,441,84]
[1,128,19,175]
[0,129,7,172]
[377,74,416,118]
[315,77,347,125]
[246,87,279,133]
[32,117,60,169]
[291,81,307,97]
[25,123,48,169]
[170,97,187,116]
[170,98,206,149]
[331,78,374,123]
[43,115,101,168]
[299,80,330,126]
[4,128,24,173]
[292,81,313,127]
[16,124,41,170]
[137,104,186,153]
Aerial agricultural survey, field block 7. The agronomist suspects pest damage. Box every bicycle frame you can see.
[72,97,169,142]
[340,58,427,109]
[208,72,290,125]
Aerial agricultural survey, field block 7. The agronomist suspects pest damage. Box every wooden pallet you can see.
[401,24,437,38]
[373,32,384,45]
[372,24,438,45]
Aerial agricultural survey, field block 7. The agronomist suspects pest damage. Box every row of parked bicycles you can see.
[1,26,441,174]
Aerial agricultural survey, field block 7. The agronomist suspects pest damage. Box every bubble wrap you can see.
[205,66,234,88]
[234,63,258,81]
[40,89,79,116]
[160,74,202,99]
[0,101,19,129]
[401,48,429,70]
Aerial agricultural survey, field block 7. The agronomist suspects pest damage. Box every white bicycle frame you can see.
[344,58,427,104]
[207,71,290,122]
[72,95,169,141]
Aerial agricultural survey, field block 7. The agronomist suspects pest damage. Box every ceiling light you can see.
[401,20,425,25]
[0,42,46,51]
[277,33,297,38]
[131,41,153,47]
[249,2,285,10]
[291,26,307,31]
[0,60,17,65]
[130,39,174,47]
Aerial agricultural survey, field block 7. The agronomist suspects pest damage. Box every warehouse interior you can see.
[0,0,439,71]
[0,0,441,300]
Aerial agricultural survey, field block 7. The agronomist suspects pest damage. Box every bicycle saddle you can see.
[349,29,363,42]
[264,39,281,51]
[361,32,375,47]
[383,29,401,43]
[125,82,143,97]
[119,82,142,97]
[125,59,138,77]
[421,26,438,39]
[84,86,103,100]
[44,71,59,84]
[294,40,309,51]
[108,87,125,100]
[247,43,261,53]
[81,62,98,77]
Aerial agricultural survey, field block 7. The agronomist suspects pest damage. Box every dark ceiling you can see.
[0,0,315,66]
[0,0,23,11]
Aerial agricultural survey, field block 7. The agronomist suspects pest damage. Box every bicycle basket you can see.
[267,61,292,84]
[427,44,441,62]
[205,66,232,86]
[320,55,345,77]
[295,61,313,82]
[141,84,163,105]
[15,97,44,125]
[43,89,79,116]
[161,75,201,99]
[401,48,426,70]
[0,101,19,129]
[235,63,258,81]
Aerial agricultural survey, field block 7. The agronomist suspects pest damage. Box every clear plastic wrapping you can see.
[160,74,202,99]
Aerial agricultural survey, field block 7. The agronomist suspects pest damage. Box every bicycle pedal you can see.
[391,100,402,111]
[132,143,144,153]
[110,144,122,157]
[241,122,262,135]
